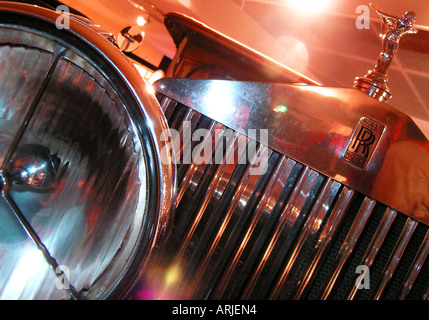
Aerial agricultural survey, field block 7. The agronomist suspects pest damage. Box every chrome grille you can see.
[146,94,429,300]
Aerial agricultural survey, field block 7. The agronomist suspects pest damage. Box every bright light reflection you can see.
[308,86,339,98]
[0,247,47,299]
[135,262,192,300]
[137,16,148,26]
[272,36,308,74]
[274,105,288,113]
[148,70,165,84]
[146,83,155,95]
[164,264,182,288]
[288,0,333,13]
[203,81,236,119]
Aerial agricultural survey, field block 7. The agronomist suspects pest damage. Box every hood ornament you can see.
[354,3,417,102]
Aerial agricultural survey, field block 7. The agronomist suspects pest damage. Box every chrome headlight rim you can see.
[0,2,175,299]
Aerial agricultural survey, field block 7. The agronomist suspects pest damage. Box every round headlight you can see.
[0,2,174,299]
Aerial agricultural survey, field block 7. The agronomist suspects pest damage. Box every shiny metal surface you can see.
[144,89,429,300]
[7,144,62,190]
[371,218,418,299]
[0,2,175,299]
[117,25,144,52]
[292,186,355,299]
[346,207,397,300]
[154,78,429,226]
[163,12,319,84]
[318,197,375,299]
[398,229,429,299]
[353,4,418,102]
[269,178,342,299]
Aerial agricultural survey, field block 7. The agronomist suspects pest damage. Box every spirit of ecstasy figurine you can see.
[354,3,418,102]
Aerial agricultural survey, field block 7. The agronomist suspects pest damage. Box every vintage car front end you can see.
[0,0,428,300]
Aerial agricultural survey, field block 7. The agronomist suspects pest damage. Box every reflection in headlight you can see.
[0,26,148,299]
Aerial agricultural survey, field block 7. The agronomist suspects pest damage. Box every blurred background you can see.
[41,0,429,135]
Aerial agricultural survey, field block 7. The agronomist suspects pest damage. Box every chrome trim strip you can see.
[190,142,274,299]
[159,96,175,113]
[424,282,429,300]
[173,130,241,261]
[196,144,274,299]
[210,152,293,299]
[269,178,342,299]
[347,207,397,300]
[171,108,201,162]
[319,197,375,299]
[240,168,320,299]
[372,218,418,299]
[292,186,355,299]
[398,229,429,299]
[175,120,217,204]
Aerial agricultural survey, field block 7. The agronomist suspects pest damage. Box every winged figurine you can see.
[370,3,417,74]
[354,4,418,101]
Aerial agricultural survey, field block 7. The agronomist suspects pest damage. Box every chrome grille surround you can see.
[140,78,429,300]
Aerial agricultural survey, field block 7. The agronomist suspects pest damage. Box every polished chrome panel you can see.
[347,207,397,300]
[146,88,429,299]
[239,168,320,299]
[372,218,418,299]
[292,187,355,299]
[319,197,375,299]
[398,229,429,299]
[354,4,417,102]
[269,178,342,299]
[154,78,429,226]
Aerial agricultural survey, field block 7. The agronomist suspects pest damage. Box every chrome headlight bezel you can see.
[0,1,175,299]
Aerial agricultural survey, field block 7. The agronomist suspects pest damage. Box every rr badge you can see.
[343,116,385,169]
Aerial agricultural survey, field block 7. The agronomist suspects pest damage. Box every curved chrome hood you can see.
[154,78,429,226]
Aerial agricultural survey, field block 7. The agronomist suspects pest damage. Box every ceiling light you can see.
[288,0,333,14]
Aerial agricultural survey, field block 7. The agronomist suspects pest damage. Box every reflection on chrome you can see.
[154,78,429,225]
[0,20,149,299]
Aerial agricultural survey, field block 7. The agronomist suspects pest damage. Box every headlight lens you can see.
[0,5,173,300]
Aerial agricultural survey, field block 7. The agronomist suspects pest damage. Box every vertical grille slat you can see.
[188,141,275,299]
[292,186,355,299]
[423,281,429,300]
[202,147,278,299]
[318,197,376,299]
[347,208,397,300]
[208,150,287,299]
[224,156,300,299]
[371,218,418,299]
[173,130,242,261]
[184,134,250,276]
[269,178,342,299]
[148,94,429,300]
[398,229,429,299]
[175,120,218,205]
[240,168,322,300]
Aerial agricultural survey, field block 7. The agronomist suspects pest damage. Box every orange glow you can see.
[288,0,333,13]
[135,262,194,300]
[137,16,148,26]
[148,70,165,84]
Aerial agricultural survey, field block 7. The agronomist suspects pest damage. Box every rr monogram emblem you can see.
[343,116,385,169]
